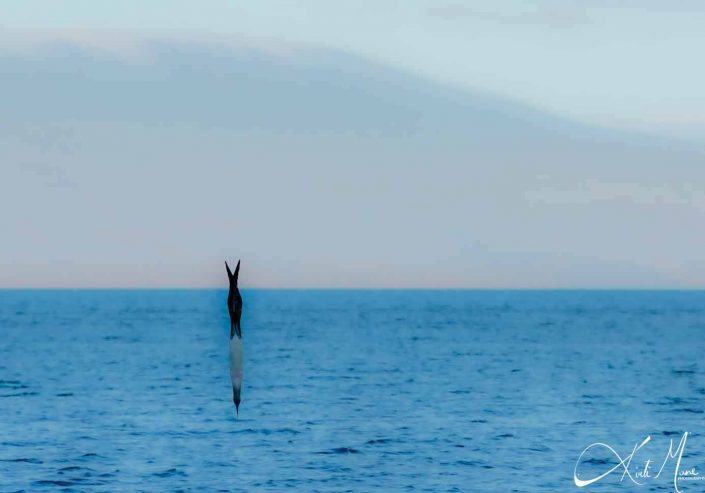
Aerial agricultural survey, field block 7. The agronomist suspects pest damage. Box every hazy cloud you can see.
[428,0,705,28]
[524,179,705,209]
[581,0,705,12]
[18,161,75,188]
[428,4,591,28]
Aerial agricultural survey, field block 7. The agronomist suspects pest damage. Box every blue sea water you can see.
[1,289,704,492]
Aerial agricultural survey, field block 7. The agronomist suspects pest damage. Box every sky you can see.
[4,0,705,140]
[2,1,705,288]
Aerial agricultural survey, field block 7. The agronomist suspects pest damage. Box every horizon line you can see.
[1,286,703,291]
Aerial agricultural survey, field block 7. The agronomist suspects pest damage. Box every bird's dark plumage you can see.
[225,260,242,340]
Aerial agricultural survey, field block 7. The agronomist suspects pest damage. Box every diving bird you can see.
[225,260,243,414]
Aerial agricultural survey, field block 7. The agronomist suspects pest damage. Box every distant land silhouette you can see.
[2,37,704,288]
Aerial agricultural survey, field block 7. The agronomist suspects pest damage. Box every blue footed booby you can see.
[225,260,243,415]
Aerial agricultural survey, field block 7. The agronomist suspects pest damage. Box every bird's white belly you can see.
[229,336,243,389]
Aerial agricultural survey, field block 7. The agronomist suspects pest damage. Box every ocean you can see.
[1,289,704,492]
